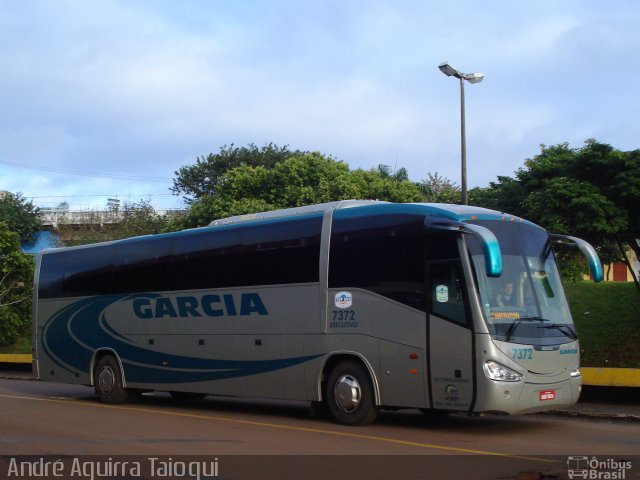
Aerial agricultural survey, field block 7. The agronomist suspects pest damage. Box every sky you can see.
[1,0,639,211]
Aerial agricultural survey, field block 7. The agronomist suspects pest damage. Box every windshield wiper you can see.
[503,316,548,342]
[538,323,578,340]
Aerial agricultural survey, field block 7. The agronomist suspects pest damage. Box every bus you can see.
[32,200,603,425]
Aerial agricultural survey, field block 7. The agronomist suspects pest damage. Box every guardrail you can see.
[1,355,639,387]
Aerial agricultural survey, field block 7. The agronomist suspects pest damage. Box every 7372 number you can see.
[512,348,533,360]
[332,310,356,322]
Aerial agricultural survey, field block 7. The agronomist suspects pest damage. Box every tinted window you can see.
[64,246,113,297]
[238,217,322,286]
[430,262,468,326]
[39,216,323,298]
[466,220,548,256]
[427,233,460,260]
[38,252,66,299]
[113,237,172,293]
[172,216,322,290]
[329,215,425,311]
[426,233,469,326]
[172,228,242,290]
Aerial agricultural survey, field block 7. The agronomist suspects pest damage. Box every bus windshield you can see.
[466,220,574,344]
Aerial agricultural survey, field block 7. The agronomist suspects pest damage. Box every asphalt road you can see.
[0,378,638,480]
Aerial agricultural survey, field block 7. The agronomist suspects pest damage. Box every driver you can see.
[496,281,517,307]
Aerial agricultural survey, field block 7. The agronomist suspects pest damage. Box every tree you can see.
[376,164,410,182]
[418,172,461,204]
[519,141,640,264]
[57,200,170,246]
[469,176,526,215]
[175,152,424,228]
[0,192,41,245]
[171,143,306,203]
[0,224,34,345]
[474,140,640,287]
[116,201,171,238]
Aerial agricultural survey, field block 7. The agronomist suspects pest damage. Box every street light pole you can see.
[438,62,484,205]
[459,76,467,205]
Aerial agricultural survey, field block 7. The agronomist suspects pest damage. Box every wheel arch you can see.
[90,348,127,388]
[318,352,381,405]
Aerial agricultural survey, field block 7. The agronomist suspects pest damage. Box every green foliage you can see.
[0,192,42,245]
[555,250,589,284]
[0,224,34,346]
[115,201,171,238]
[377,164,410,182]
[0,333,30,354]
[475,140,640,280]
[57,200,170,246]
[171,143,306,203]
[522,176,625,241]
[418,172,461,204]
[175,151,424,228]
[567,282,640,368]
[469,176,525,215]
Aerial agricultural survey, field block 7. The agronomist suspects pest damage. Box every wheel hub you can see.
[97,366,115,395]
[333,374,361,413]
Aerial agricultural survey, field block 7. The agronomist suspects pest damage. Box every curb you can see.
[0,354,31,364]
[581,367,640,387]
[0,372,33,380]
[543,409,640,422]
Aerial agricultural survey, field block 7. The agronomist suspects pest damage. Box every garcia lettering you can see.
[133,293,268,319]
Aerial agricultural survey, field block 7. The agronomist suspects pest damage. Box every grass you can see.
[0,334,31,354]
[566,282,640,368]
[2,282,638,368]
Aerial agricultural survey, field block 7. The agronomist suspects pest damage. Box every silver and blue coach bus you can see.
[32,200,603,425]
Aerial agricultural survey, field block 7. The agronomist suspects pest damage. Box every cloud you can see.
[0,0,638,209]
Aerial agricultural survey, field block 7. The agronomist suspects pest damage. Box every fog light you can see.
[483,361,522,382]
[570,366,581,378]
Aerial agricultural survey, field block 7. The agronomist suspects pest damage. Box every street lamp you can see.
[438,61,484,205]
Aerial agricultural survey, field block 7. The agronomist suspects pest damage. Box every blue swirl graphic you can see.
[41,294,321,384]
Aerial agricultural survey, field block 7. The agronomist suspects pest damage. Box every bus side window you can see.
[113,238,172,294]
[64,247,113,297]
[430,263,469,326]
[39,252,66,299]
[426,233,469,326]
[329,215,426,311]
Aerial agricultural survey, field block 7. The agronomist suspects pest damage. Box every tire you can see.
[325,360,379,426]
[94,355,140,404]
[169,391,208,401]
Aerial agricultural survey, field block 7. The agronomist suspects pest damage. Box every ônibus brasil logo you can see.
[567,456,632,479]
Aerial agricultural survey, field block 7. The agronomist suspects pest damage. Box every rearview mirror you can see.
[550,234,604,282]
[425,218,502,277]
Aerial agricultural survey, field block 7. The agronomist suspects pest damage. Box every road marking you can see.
[0,393,554,462]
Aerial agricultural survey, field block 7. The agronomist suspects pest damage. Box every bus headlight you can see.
[570,366,581,378]
[483,361,522,382]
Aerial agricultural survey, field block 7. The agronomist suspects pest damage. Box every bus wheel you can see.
[169,391,208,401]
[94,355,139,404]
[325,360,379,426]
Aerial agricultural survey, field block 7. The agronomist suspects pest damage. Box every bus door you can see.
[426,235,475,412]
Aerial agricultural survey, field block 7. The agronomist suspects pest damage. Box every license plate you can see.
[539,390,556,401]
